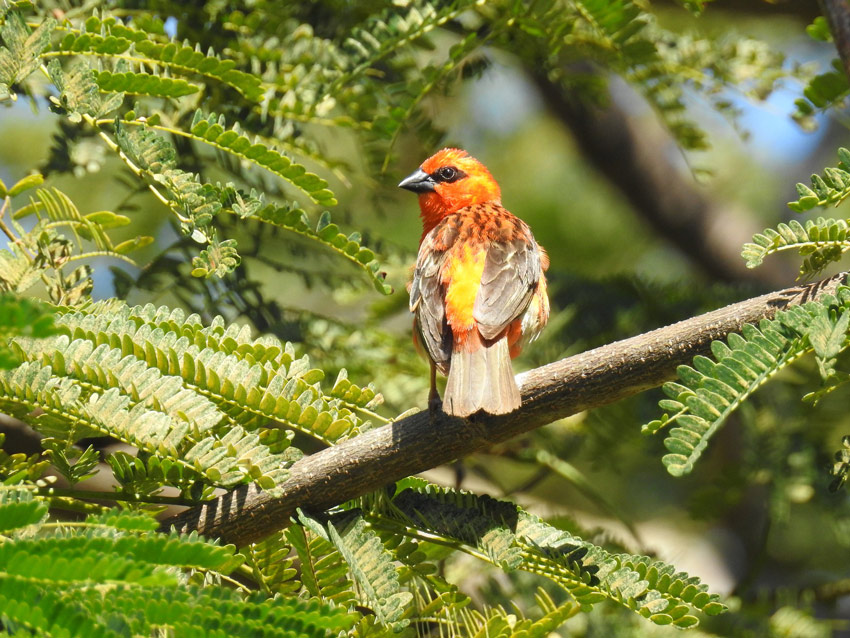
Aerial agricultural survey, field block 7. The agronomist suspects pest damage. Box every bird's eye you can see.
[434,166,463,182]
[437,167,456,181]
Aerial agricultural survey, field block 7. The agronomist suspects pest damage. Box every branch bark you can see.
[822,0,850,79]
[160,272,847,545]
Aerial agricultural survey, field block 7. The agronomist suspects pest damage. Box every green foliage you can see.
[327,514,413,629]
[0,294,58,368]
[0,487,47,532]
[187,110,335,206]
[0,493,355,637]
[286,518,359,608]
[0,178,152,304]
[0,11,54,100]
[793,58,848,130]
[0,298,388,500]
[0,2,840,637]
[361,479,725,629]
[0,4,393,284]
[242,531,300,595]
[742,217,850,277]
[788,147,850,213]
[56,13,263,101]
[643,288,850,476]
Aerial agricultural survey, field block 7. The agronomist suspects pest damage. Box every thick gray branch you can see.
[161,273,847,545]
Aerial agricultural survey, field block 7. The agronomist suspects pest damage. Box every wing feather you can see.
[410,222,457,373]
[473,232,541,341]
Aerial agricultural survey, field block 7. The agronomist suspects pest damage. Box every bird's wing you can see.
[473,226,541,341]
[410,220,458,371]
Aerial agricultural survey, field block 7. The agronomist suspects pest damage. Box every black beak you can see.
[398,168,436,193]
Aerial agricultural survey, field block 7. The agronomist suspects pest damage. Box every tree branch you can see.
[822,0,850,79]
[161,272,847,545]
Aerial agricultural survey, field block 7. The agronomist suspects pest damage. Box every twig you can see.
[160,272,848,546]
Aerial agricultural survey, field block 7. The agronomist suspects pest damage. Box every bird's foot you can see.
[428,394,443,415]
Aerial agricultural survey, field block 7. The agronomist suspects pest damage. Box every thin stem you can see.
[80,115,179,217]
[369,518,492,564]
[0,197,36,261]
[0,197,18,244]
[63,250,140,268]
[41,496,108,515]
[38,486,205,506]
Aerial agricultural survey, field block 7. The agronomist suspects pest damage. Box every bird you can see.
[399,148,549,417]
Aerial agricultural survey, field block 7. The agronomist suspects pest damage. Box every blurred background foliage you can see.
[3,0,850,636]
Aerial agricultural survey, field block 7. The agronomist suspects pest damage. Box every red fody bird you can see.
[399,148,549,417]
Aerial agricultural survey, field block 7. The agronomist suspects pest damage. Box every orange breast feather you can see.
[442,242,486,345]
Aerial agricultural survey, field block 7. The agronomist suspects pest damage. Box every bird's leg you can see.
[428,360,442,414]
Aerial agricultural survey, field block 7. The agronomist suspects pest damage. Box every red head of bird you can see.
[398,148,501,240]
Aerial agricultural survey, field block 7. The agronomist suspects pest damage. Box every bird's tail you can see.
[443,336,520,417]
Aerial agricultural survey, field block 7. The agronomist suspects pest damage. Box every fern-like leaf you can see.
[0,576,114,638]
[47,59,125,121]
[286,522,358,608]
[0,294,58,368]
[788,147,850,212]
[643,288,850,476]
[391,482,524,571]
[0,487,48,533]
[256,205,392,295]
[116,122,223,229]
[517,512,724,627]
[0,12,55,98]
[21,187,150,257]
[0,507,353,638]
[56,13,263,101]
[134,38,263,101]
[95,69,200,98]
[458,591,579,638]
[99,585,356,638]
[187,110,336,206]
[0,532,235,584]
[379,479,725,628]
[328,514,412,629]
[243,532,300,595]
[742,217,850,276]
[51,302,370,443]
[191,236,240,277]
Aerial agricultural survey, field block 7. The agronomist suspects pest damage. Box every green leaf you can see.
[7,173,43,197]
[328,515,412,629]
[44,442,100,486]
[113,236,154,254]
[185,110,335,205]
[191,237,240,278]
[84,211,131,229]
[48,59,124,120]
[806,16,832,42]
[134,40,263,101]
[0,488,48,532]
[0,295,58,369]
[644,292,850,476]
[0,12,55,90]
[256,204,392,295]
[95,70,200,98]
